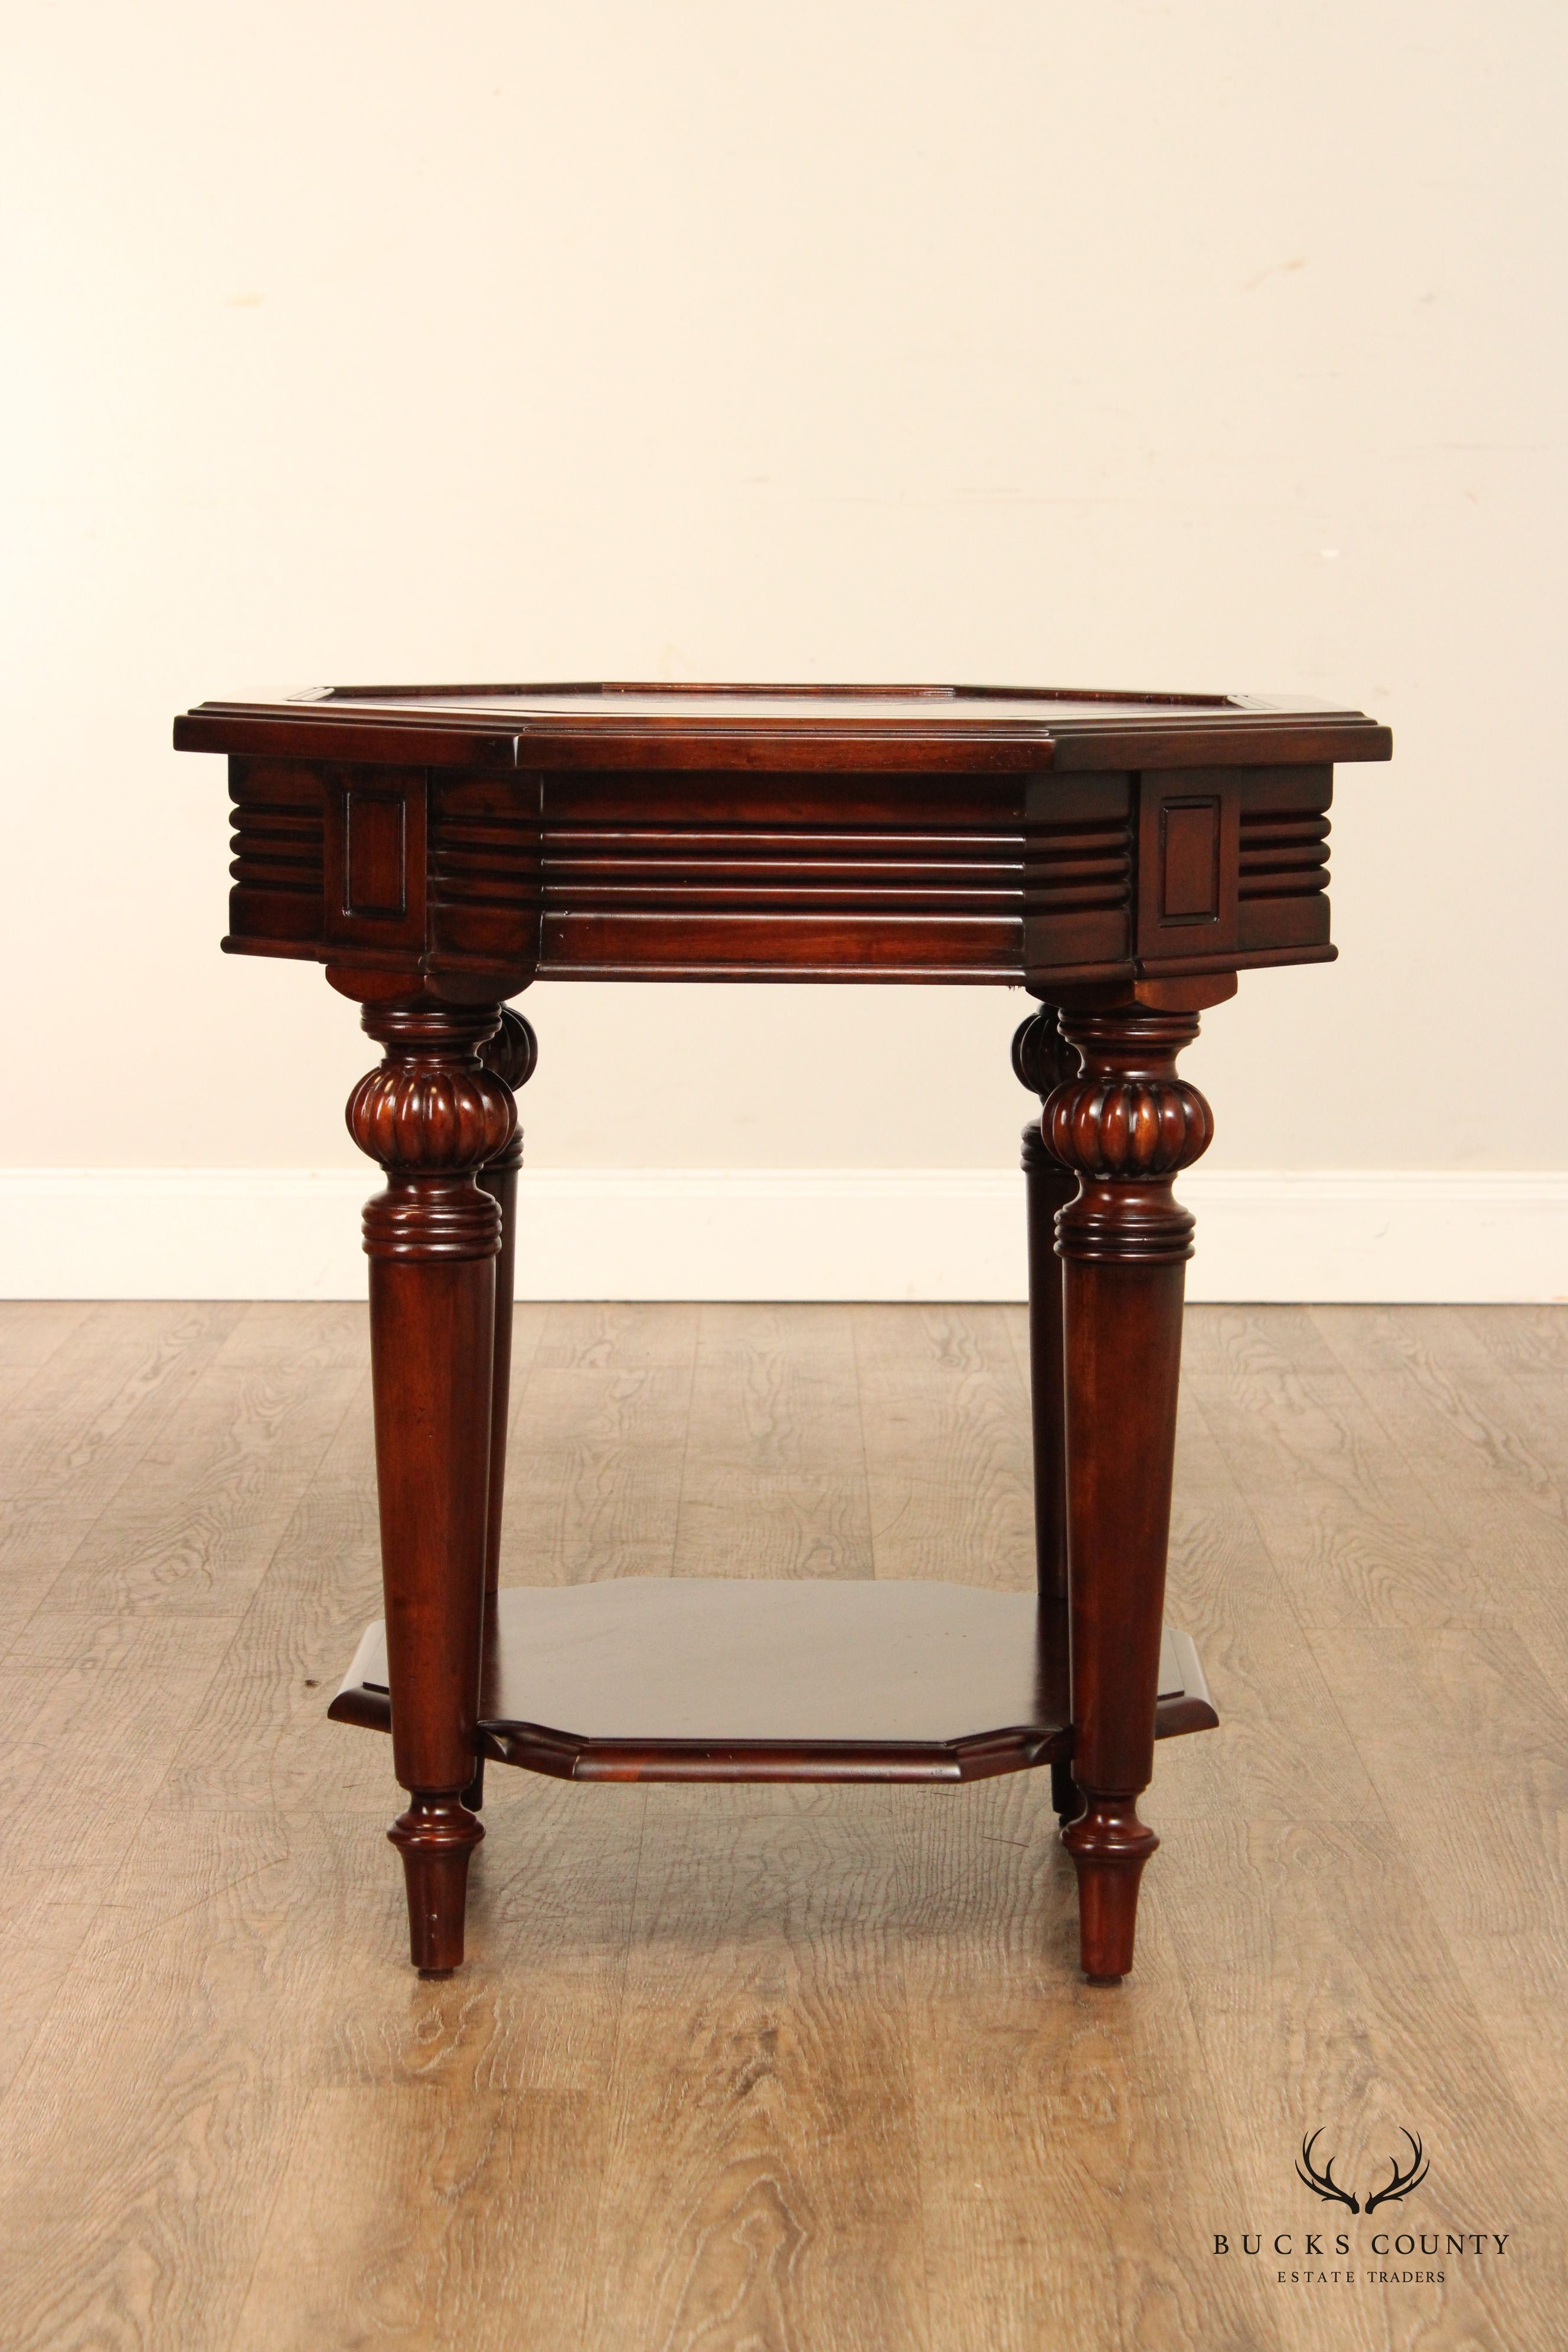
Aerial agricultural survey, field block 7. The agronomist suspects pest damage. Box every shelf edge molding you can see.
[328,1578,1218,1786]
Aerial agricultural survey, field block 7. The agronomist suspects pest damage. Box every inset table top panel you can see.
[302,682,1233,720]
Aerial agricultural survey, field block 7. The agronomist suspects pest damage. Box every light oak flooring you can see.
[0,1299,1566,2351]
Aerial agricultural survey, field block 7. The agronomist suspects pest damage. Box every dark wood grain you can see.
[177,678,1393,774]
[1048,989,1220,1980]
[1012,1009,1080,1814]
[475,1007,537,1603]
[1011,1010,1079,1759]
[178,675,1386,1982]
[181,677,1386,990]
[328,1578,1215,1784]
[462,1006,538,1809]
[347,999,518,1970]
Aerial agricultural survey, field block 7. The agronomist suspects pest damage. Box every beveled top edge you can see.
[175,681,1390,771]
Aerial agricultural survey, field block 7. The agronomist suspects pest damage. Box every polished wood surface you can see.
[348,999,518,1969]
[1,1303,1564,2351]
[1013,1010,1080,1822]
[176,675,1389,1981]
[1047,992,1219,1978]
[328,1577,1215,1781]
[181,676,1387,988]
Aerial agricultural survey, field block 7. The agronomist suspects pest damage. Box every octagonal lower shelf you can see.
[329,1577,1217,1784]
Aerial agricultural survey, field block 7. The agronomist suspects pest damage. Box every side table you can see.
[175,680,1389,1981]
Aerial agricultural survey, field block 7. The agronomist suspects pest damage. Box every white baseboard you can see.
[0,1168,1563,1304]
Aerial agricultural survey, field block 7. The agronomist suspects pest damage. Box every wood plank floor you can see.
[0,1300,1564,2350]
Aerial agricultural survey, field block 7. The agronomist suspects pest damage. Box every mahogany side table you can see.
[175,680,1390,1983]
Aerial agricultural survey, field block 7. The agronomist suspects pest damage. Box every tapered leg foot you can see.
[388,1796,485,1974]
[1061,1796,1158,1982]
[460,1754,486,1813]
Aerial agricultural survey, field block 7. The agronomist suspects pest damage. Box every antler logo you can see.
[1296,2131,1360,2213]
[1297,2128,1429,2215]
[1364,2131,1429,2214]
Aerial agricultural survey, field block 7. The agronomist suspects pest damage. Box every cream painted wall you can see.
[3,2,1564,1196]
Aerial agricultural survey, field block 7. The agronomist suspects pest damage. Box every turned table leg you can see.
[465,1008,538,1814]
[1045,994,1216,1983]
[1013,1007,1082,1817]
[347,999,518,1973]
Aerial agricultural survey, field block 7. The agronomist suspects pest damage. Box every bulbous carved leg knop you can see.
[348,1001,517,1265]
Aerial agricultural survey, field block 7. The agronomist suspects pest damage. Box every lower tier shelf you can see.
[329,1577,1218,1784]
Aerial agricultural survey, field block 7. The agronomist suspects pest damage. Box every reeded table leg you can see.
[465,1007,538,1814]
[347,999,518,1973]
[1012,1007,1080,1819]
[1045,994,1215,1983]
